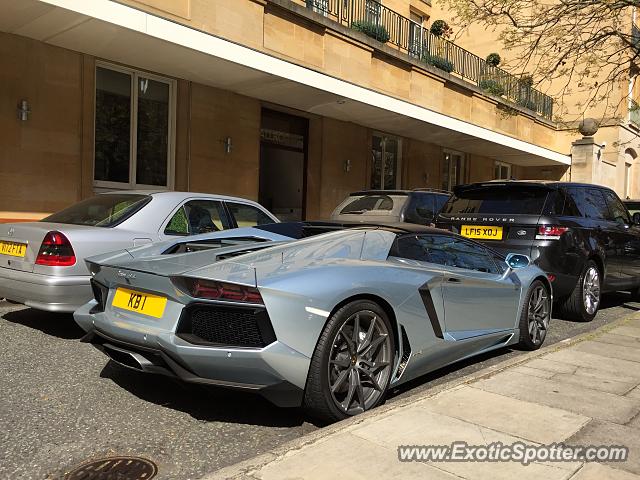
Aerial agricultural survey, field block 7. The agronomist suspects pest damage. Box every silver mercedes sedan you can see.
[0,191,278,312]
[75,224,552,422]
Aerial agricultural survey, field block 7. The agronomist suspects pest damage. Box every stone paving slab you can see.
[566,420,640,475]
[512,365,556,379]
[542,350,640,381]
[349,407,577,480]
[474,369,640,424]
[526,357,578,374]
[255,433,457,480]
[575,341,640,364]
[417,385,589,444]
[628,387,640,400]
[551,372,637,395]
[608,326,640,338]
[570,463,640,480]
[596,333,640,348]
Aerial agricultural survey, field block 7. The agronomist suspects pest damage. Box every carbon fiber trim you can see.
[419,283,443,339]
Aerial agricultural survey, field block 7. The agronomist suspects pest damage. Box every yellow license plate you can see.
[112,287,167,318]
[460,225,503,240]
[0,241,27,258]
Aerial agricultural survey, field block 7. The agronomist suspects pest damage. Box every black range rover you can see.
[436,181,640,321]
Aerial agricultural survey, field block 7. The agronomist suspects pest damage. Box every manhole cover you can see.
[64,456,157,480]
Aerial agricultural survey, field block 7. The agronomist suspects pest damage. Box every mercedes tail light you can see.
[173,277,263,304]
[536,225,569,240]
[35,231,76,266]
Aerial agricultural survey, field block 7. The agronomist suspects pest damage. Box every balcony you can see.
[305,0,554,120]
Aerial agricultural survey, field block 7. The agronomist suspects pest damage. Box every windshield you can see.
[339,195,401,214]
[43,194,150,227]
[443,186,550,215]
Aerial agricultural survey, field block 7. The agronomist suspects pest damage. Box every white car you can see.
[0,191,277,312]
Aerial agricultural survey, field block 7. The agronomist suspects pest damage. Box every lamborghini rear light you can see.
[536,225,569,240]
[35,231,76,266]
[173,277,263,305]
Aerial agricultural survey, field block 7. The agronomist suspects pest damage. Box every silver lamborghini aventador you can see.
[74,223,552,422]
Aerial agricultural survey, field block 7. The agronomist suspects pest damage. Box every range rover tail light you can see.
[536,225,569,240]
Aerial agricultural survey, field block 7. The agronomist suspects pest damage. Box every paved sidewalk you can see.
[204,312,640,480]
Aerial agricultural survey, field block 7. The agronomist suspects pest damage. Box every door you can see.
[409,12,424,57]
[568,187,624,287]
[441,151,467,191]
[371,134,401,190]
[260,109,308,221]
[418,235,520,332]
[602,189,640,284]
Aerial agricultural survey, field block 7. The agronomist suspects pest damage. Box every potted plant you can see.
[351,20,390,43]
[479,78,505,96]
[430,20,453,38]
[486,53,501,67]
[422,53,454,73]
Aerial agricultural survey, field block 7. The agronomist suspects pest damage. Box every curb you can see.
[201,310,640,480]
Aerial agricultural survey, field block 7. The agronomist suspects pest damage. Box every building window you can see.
[441,151,467,191]
[409,11,425,57]
[494,161,512,180]
[371,134,402,190]
[94,63,175,189]
[306,0,329,15]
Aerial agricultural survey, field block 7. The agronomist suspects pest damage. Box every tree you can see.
[439,0,639,124]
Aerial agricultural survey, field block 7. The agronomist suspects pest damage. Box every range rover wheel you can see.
[303,300,395,423]
[517,280,551,350]
[559,260,601,322]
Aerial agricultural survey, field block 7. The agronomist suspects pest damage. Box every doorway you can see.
[371,133,402,190]
[441,150,467,191]
[259,109,308,221]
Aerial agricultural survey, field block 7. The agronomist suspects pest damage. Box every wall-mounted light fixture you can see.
[223,137,232,154]
[344,159,352,173]
[17,99,30,121]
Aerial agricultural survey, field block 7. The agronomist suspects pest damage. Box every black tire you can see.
[303,300,395,423]
[517,280,551,351]
[557,260,601,322]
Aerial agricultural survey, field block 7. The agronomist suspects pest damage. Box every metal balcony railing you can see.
[305,0,554,120]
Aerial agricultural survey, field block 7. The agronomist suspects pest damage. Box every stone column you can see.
[570,119,603,184]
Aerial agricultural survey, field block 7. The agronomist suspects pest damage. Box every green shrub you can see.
[517,98,537,111]
[430,20,453,38]
[486,53,501,67]
[351,20,390,43]
[423,54,454,73]
[520,74,534,87]
[479,79,505,96]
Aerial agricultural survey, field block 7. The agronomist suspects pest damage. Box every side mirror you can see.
[633,212,640,225]
[505,253,531,269]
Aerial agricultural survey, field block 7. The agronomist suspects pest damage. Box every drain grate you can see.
[64,456,157,480]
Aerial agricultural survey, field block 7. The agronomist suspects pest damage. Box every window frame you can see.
[389,233,504,275]
[371,132,403,190]
[494,161,512,180]
[225,201,278,228]
[163,198,232,236]
[93,61,176,191]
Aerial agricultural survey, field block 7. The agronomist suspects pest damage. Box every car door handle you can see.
[447,277,461,283]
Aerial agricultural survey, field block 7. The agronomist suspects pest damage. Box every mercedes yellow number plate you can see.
[112,287,167,318]
[0,241,27,258]
[460,225,503,240]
